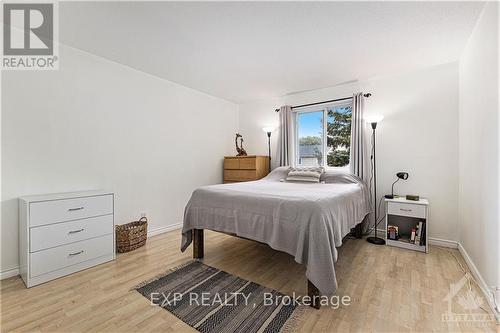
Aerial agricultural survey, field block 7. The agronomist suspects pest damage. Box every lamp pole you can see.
[262,127,274,173]
[266,131,271,173]
[367,121,385,245]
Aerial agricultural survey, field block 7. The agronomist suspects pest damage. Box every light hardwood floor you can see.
[1,230,498,332]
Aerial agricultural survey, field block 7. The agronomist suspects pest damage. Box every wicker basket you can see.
[116,217,148,253]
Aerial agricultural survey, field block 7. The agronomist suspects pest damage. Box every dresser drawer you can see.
[224,169,257,181]
[224,158,240,170]
[30,234,113,278]
[30,194,113,227]
[387,202,426,219]
[224,157,257,170]
[30,215,113,252]
[239,157,256,170]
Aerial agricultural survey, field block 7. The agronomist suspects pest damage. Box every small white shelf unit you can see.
[385,197,429,253]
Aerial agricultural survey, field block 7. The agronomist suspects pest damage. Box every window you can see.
[297,111,324,166]
[295,101,352,168]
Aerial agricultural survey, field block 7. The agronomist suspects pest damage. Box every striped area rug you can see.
[134,261,305,333]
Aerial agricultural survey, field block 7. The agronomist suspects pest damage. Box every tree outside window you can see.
[327,105,352,167]
[296,103,352,167]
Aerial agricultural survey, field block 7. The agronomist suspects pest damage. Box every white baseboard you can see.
[367,228,388,237]
[0,267,20,280]
[147,223,182,238]
[428,237,458,248]
[458,242,500,322]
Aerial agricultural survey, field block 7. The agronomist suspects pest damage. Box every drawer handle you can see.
[68,207,84,212]
[68,250,84,256]
[68,229,84,234]
[400,208,412,212]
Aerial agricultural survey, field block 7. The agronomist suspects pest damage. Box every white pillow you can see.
[320,169,359,184]
[265,166,291,180]
[286,166,324,183]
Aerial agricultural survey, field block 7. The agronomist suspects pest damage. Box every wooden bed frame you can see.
[191,223,363,309]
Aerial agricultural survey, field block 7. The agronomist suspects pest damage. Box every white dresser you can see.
[19,190,115,287]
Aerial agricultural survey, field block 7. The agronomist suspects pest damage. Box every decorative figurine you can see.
[235,133,247,156]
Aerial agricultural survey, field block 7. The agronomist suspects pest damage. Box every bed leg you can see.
[307,279,321,309]
[354,223,363,239]
[193,229,204,259]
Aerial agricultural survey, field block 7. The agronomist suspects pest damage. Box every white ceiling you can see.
[60,1,484,104]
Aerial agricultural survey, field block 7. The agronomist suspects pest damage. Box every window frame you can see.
[293,100,353,168]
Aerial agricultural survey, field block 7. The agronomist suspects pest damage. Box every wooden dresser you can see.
[223,156,270,183]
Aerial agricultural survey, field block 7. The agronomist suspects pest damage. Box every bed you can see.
[181,166,371,308]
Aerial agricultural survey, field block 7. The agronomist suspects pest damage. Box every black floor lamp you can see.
[365,115,385,246]
[262,127,274,173]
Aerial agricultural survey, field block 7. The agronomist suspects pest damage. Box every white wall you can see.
[238,98,283,169]
[1,44,238,273]
[239,62,459,242]
[458,0,499,303]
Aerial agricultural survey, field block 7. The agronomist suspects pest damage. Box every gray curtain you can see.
[277,105,294,166]
[349,93,369,182]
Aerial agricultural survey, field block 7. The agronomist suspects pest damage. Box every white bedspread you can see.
[181,167,371,295]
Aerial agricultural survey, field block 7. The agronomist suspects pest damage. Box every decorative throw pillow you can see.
[286,166,324,183]
[320,168,359,184]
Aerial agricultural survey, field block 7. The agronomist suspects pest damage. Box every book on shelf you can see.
[408,221,426,246]
[421,222,426,246]
[387,225,399,240]
[414,221,423,245]
[410,228,416,243]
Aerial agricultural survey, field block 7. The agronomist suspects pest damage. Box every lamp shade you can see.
[365,115,384,123]
[262,127,275,133]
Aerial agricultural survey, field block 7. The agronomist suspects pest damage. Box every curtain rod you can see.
[274,93,372,112]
